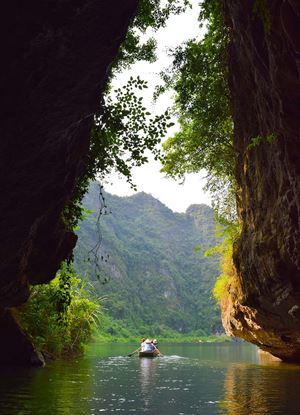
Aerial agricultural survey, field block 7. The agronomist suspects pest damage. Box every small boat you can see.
[139,351,157,358]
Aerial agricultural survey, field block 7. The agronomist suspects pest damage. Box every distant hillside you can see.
[74,182,222,336]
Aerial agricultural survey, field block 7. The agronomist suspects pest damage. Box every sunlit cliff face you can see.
[0,0,138,365]
[221,0,300,360]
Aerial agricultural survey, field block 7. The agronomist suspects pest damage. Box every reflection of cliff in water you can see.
[0,359,92,415]
[139,358,159,410]
[220,361,300,414]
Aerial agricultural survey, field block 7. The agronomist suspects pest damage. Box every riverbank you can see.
[92,331,231,344]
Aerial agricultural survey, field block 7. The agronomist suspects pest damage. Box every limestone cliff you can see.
[222,0,300,360]
[0,0,138,364]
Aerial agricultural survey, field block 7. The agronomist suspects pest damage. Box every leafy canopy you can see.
[90,77,173,187]
[63,77,173,230]
[114,0,192,71]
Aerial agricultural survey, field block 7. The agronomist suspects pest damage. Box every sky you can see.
[103,2,210,213]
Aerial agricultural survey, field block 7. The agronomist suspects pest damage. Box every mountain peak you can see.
[128,191,173,212]
[186,203,212,216]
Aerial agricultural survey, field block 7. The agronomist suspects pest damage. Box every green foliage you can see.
[114,34,157,72]
[88,77,173,188]
[209,222,240,303]
[156,334,231,343]
[63,77,173,230]
[159,0,236,222]
[135,0,191,31]
[113,0,191,71]
[213,272,229,303]
[94,327,230,344]
[19,264,102,358]
[205,176,237,225]
[247,133,276,150]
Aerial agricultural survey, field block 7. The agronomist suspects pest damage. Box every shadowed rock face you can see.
[0,0,138,364]
[222,0,300,360]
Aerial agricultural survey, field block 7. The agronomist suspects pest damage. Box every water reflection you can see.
[3,344,300,415]
[0,359,92,415]
[221,361,300,415]
[139,357,159,411]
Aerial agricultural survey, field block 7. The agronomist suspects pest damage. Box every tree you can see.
[113,0,192,71]
[160,0,237,222]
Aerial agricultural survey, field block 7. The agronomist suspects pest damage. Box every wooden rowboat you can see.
[139,351,157,358]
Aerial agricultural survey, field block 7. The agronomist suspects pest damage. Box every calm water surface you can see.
[1,342,300,414]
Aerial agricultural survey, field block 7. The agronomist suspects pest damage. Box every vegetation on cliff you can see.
[210,223,240,303]
[74,183,223,338]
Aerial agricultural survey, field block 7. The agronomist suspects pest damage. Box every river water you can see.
[1,342,300,414]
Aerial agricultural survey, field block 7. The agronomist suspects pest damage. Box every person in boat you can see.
[128,337,162,356]
[139,337,146,352]
[128,338,146,356]
[152,339,161,355]
[141,338,154,353]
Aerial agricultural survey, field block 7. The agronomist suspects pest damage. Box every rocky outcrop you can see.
[0,0,138,364]
[222,0,300,360]
[0,309,45,366]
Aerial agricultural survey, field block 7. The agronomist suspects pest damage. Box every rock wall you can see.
[222,0,300,360]
[0,0,138,364]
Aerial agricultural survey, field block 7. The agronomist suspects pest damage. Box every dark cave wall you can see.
[0,1,138,364]
[222,0,300,360]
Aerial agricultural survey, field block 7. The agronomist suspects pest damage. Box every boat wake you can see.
[161,355,187,360]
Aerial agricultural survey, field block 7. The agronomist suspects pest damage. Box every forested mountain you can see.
[74,182,222,336]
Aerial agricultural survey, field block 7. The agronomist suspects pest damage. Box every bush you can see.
[18,265,102,358]
[210,223,240,304]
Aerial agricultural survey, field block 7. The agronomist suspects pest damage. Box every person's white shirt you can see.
[143,341,154,352]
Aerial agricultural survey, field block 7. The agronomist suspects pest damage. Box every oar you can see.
[154,345,163,357]
[128,347,140,357]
